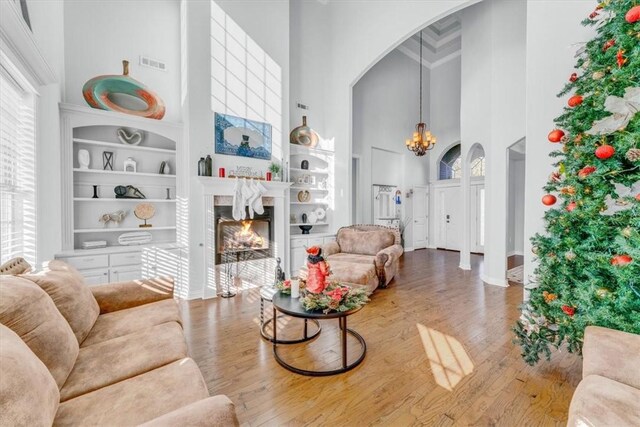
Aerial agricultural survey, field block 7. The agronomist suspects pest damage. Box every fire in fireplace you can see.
[215,206,274,264]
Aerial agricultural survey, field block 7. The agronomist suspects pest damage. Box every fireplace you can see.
[215,206,274,264]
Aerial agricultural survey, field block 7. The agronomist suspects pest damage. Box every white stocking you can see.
[252,180,267,215]
[241,178,253,219]
[232,178,243,220]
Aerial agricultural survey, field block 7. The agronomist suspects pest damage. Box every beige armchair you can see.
[567,326,640,426]
[322,225,403,292]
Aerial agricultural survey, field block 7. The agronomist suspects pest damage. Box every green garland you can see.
[299,283,369,314]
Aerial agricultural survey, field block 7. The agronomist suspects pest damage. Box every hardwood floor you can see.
[179,249,581,426]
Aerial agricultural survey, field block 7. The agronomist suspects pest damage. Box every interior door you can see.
[437,186,461,251]
[412,186,428,249]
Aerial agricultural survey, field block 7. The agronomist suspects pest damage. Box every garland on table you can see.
[298,282,369,314]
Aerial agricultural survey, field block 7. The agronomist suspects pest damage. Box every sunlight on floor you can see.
[417,323,474,391]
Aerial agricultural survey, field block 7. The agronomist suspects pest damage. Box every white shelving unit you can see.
[56,104,187,287]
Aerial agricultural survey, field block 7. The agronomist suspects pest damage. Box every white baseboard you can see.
[481,273,509,287]
[404,246,415,252]
[459,263,471,271]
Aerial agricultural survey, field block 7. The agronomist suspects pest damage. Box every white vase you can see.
[78,149,90,170]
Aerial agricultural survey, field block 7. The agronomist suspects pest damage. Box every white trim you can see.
[0,1,56,86]
[481,273,509,288]
[507,250,524,257]
[431,50,462,69]
[404,246,415,252]
[459,262,471,270]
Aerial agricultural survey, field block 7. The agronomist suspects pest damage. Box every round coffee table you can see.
[271,291,367,376]
[259,286,321,344]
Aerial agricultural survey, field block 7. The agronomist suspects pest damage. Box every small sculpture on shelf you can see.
[114,185,146,199]
[290,116,319,148]
[159,161,171,175]
[78,149,90,170]
[124,157,137,173]
[102,151,114,171]
[117,128,144,146]
[99,210,127,227]
[134,203,155,228]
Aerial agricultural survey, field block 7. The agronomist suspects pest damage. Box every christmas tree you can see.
[514,0,640,366]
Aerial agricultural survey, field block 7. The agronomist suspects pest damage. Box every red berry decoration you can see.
[578,166,596,179]
[595,144,615,160]
[568,95,583,107]
[603,39,615,51]
[561,305,576,317]
[617,49,626,68]
[611,255,632,266]
[569,73,578,82]
[626,5,640,23]
[566,201,577,212]
[548,129,565,143]
[542,194,557,206]
[589,11,599,19]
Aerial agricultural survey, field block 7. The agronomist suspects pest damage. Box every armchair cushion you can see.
[139,396,239,427]
[322,241,341,257]
[568,375,640,427]
[326,253,375,265]
[21,260,99,344]
[337,228,395,256]
[583,326,640,390]
[54,358,209,426]
[0,276,79,389]
[60,322,187,401]
[0,324,60,427]
[81,299,181,347]
[91,277,174,314]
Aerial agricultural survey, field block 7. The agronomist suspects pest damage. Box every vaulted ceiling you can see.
[396,14,461,69]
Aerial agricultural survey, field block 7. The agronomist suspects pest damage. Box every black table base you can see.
[261,314,321,344]
[272,307,367,376]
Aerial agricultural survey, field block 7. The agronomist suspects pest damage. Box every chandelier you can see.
[405,31,436,156]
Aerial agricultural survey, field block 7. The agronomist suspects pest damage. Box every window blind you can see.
[0,64,36,266]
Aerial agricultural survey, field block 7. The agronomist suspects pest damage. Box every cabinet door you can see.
[82,268,110,286]
[291,246,307,277]
[110,265,142,282]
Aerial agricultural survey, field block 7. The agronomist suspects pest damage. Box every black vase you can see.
[301,160,309,170]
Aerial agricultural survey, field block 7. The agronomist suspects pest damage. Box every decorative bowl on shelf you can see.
[299,225,313,235]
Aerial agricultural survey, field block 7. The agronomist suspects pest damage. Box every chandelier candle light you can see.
[405,31,436,156]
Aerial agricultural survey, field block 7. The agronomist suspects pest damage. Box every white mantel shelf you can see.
[194,176,292,196]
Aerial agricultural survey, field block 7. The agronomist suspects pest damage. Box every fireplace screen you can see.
[217,219,270,254]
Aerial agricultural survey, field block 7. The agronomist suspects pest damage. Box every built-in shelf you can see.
[73,138,176,154]
[73,168,176,178]
[290,201,329,205]
[289,144,334,156]
[290,222,328,226]
[74,226,176,234]
[290,186,329,192]
[74,198,176,203]
[289,168,329,175]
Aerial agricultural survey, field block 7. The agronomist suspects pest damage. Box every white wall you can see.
[184,0,290,298]
[64,0,182,122]
[507,153,525,255]
[352,49,430,243]
[524,0,595,295]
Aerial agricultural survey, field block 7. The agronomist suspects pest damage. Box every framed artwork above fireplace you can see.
[214,113,272,160]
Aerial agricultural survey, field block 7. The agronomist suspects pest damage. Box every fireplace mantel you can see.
[192,176,292,299]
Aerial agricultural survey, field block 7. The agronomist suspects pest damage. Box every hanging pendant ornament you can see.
[561,305,576,317]
[616,49,627,68]
[568,95,583,107]
[542,194,557,206]
[592,70,605,80]
[611,254,632,266]
[548,129,566,143]
[595,144,615,159]
[625,5,640,23]
[566,201,577,212]
[586,87,640,135]
[578,166,596,179]
[569,72,578,82]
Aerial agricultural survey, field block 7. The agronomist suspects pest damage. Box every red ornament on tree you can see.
[548,129,565,143]
[561,305,576,317]
[611,255,632,266]
[603,39,615,52]
[625,5,640,23]
[616,49,626,68]
[636,193,640,202]
[566,201,577,212]
[542,194,557,206]
[569,72,578,82]
[568,95,583,107]
[595,144,615,160]
[589,11,599,19]
[578,165,596,179]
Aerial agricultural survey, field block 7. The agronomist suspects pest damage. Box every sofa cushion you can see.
[60,321,187,401]
[81,299,182,347]
[54,358,210,426]
[568,375,640,427]
[0,276,79,389]
[0,324,60,427]
[337,228,395,256]
[138,396,239,427]
[327,253,376,265]
[21,260,100,344]
[583,326,640,390]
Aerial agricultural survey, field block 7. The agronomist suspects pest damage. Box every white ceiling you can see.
[396,14,461,69]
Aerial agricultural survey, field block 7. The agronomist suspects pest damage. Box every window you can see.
[439,144,462,180]
[438,143,486,180]
[0,63,36,265]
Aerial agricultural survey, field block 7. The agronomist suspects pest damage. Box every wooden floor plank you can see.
[179,249,581,426]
